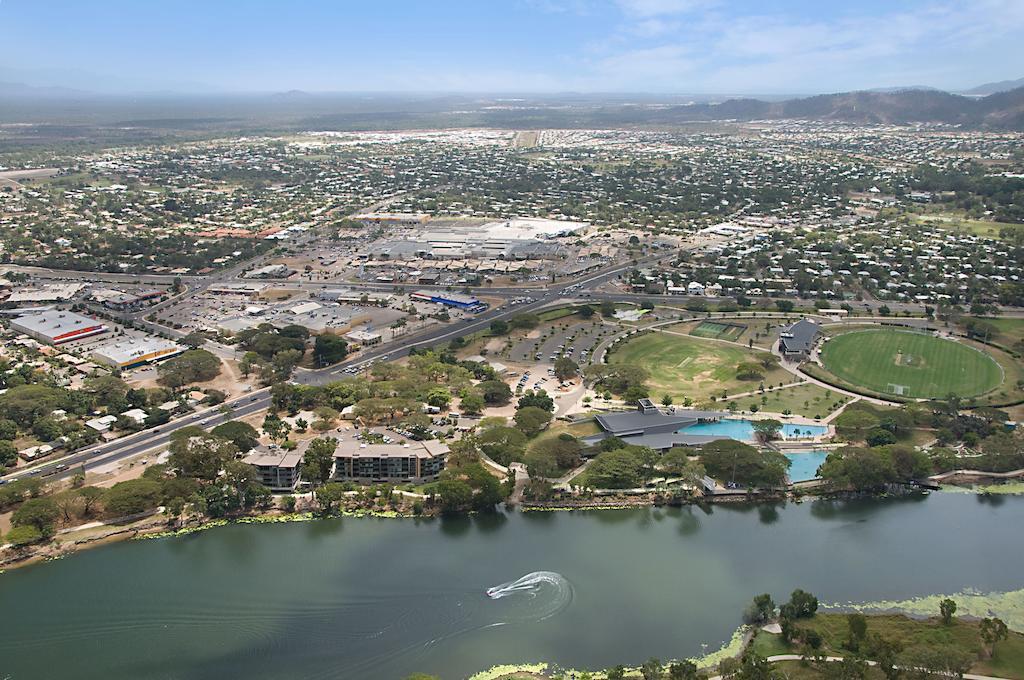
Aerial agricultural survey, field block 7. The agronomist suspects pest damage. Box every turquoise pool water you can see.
[785,450,830,482]
[680,419,827,441]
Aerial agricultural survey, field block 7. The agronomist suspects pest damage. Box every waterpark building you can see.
[583,403,732,452]
[243,445,303,492]
[411,290,486,312]
[91,337,185,369]
[779,318,821,359]
[8,310,108,345]
[332,439,448,483]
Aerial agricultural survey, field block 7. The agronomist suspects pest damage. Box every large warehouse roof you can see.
[9,309,108,344]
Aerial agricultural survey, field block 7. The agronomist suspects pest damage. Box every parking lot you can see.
[505,320,612,366]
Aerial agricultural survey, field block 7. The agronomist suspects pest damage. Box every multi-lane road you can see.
[0,252,661,485]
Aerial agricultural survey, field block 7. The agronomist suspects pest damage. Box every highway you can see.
[0,252,663,485]
[6,229,1021,485]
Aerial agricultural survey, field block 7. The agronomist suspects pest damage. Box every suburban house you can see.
[778,318,821,359]
[582,404,732,452]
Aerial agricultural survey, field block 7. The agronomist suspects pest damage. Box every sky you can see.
[1,0,1022,95]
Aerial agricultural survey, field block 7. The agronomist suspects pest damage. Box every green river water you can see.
[1,492,1022,680]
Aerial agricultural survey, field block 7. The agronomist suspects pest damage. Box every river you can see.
[1,492,1022,680]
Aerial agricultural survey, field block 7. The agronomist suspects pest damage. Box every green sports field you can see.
[609,331,789,402]
[819,329,1002,399]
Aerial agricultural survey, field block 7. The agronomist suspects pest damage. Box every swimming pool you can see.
[680,419,827,442]
[784,450,830,482]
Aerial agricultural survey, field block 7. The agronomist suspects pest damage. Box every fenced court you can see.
[690,320,747,342]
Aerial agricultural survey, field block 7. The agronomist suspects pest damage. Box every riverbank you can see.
[473,595,1024,680]
[0,504,425,573]
[4,480,1022,574]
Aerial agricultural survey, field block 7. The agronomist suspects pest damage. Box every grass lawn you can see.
[969,317,1024,347]
[759,614,1024,679]
[745,382,851,419]
[538,306,582,322]
[819,329,1003,399]
[609,331,790,404]
[525,419,600,456]
[913,212,1024,240]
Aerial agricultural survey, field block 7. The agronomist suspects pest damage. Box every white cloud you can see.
[615,0,711,17]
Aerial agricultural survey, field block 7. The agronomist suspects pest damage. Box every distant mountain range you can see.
[2,77,1024,131]
[657,87,1024,129]
[961,76,1024,96]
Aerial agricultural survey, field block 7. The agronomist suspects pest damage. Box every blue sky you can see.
[1,0,1022,94]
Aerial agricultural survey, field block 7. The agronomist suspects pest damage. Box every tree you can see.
[210,421,260,452]
[518,389,555,412]
[0,439,17,468]
[5,524,43,547]
[181,331,207,349]
[553,357,579,381]
[262,414,291,442]
[736,362,765,381]
[314,334,348,366]
[780,589,818,620]
[104,479,163,517]
[460,393,485,415]
[426,387,452,409]
[489,319,509,335]
[752,419,782,443]
[607,666,626,680]
[78,486,105,516]
[169,433,238,480]
[847,613,868,650]
[979,617,1008,658]
[866,428,897,447]
[157,349,221,388]
[668,660,698,680]
[315,483,347,515]
[939,598,957,625]
[437,478,473,512]
[641,658,663,680]
[775,300,795,313]
[479,380,512,405]
[304,437,338,486]
[11,497,59,537]
[743,593,775,624]
[701,440,789,487]
[818,448,898,491]
[514,406,553,437]
[586,447,647,489]
[477,426,528,466]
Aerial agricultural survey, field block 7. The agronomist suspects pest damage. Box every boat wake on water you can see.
[485,571,573,621]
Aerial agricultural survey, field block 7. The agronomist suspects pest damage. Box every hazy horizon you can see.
[1,0,1023,96]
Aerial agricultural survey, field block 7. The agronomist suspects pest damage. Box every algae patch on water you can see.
[830,587,1024,632]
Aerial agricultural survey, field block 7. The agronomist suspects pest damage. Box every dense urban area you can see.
[1,113,1023,680]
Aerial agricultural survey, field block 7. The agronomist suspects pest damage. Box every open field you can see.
[913,212,1024,240]
[969,316,1024,347]
[743,382,849,418]
[609,331,790,403]
[819,329,1002,399]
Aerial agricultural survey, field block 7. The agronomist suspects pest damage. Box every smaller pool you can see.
[785,450,830,482]
[680,419,827,442]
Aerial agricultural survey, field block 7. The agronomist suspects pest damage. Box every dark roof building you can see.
[779,319,821,358]
[583,406,731,452]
